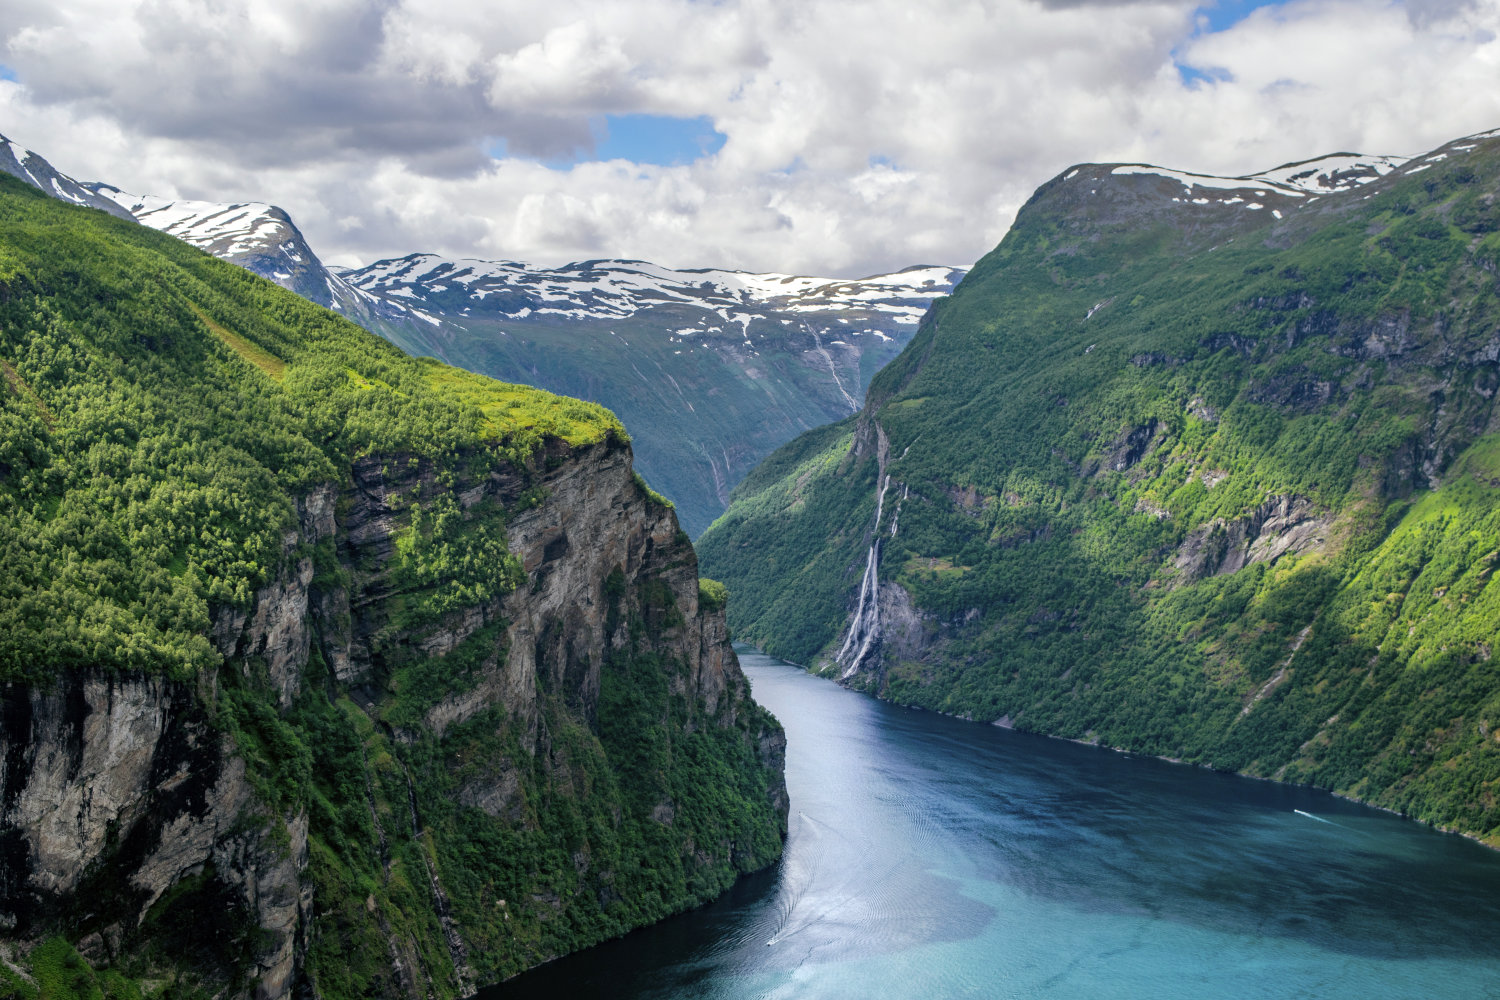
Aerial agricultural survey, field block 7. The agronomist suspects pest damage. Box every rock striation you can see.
[1,435,785,999]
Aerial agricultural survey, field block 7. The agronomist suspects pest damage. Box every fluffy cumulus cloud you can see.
[3,0,1500,275]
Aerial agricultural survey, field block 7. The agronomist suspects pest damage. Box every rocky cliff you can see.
[1,433,786,999]
[0,174,786,1000]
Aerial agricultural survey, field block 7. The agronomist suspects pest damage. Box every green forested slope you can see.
[0,175,784,999]
[700,130,1500,843]
[0,175,621,679]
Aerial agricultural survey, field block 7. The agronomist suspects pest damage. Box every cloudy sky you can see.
[3,0,1500,276]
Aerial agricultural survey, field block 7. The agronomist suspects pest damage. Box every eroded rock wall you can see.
[0,436,784,1000]
[0,673,308,1000]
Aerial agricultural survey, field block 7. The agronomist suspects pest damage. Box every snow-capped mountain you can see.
[83,183,389,319]
[1053,152,1413,227]
[1041,133,1500,243]
[1107,151,1409,203]
[348,256,966,533]
[0,132,376,318]
[0,135,134,220]
[340,254,959,343]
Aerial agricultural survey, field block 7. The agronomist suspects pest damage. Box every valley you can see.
[6,101,1500,1000]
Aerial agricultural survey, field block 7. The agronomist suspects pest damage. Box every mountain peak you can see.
[0,133,135,220]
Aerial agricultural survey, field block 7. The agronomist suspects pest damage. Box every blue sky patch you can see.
[0,65,17,82]
[1175,1,1284,86]
[488,114,725,169]
[1193,0,1286,34]
[593,114,725,165]
[1176,63,1235,87]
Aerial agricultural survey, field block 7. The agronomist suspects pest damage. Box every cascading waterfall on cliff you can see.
[836,476,907,678]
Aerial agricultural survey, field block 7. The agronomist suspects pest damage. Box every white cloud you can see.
[3,0,1500,275]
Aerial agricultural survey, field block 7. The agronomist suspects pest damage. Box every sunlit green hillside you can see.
[701,131,1500,844]
[0,175,622,679]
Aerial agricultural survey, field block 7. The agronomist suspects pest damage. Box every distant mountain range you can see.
[0,133,961,533]
[337,255,963,534]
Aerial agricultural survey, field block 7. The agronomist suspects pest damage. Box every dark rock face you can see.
[0,673,309,1000]
[0,438,785,999]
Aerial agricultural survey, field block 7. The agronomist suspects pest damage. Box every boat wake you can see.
[1293,808,1353,831]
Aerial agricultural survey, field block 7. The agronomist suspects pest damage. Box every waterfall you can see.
[803,321,860,412]
[837,475,891,677]
[889,485,908,539]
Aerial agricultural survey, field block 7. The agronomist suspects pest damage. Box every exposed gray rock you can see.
[1101,419,1164,473]
[1173,495,1333,583]
[873,581,932,666]
[1,437,782,1000]
[0,673,308,1000]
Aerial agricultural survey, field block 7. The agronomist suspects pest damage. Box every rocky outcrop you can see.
[871,581,932,668]
[1172,495,1333,583]
[213,486,339,709]
[0,436,784,1000]
[1101,419,1165,474]
[0,673,309,1000]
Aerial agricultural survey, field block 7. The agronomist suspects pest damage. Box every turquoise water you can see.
[494,649,1500,998]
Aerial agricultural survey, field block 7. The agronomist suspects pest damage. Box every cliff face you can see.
[1,435,786,999]
[0,175,786,999]
[0,674,308,999]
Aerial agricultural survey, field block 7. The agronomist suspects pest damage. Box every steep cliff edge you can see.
[0,175,785,1000]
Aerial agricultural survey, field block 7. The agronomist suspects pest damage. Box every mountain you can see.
[0,135,135,220]
[0,131,961,535]
[699,127,1500,845]
[0,172,786,998]
[345,256,965,534]
[85,183,380,314]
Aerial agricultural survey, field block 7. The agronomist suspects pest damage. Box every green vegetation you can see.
[700,136,1500,845]
[697,577,729,613]
[0,173,622,683]
[0,927,236,1000]
[0,176,783,997]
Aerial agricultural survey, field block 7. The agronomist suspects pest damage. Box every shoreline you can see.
[735,643,1500,855]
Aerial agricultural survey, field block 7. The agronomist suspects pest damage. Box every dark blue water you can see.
[493,649,1500,998]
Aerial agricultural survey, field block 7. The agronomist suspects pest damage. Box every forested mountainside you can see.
[0,129,961,536]
[699,128,1500,845]
[0,174,786,1000]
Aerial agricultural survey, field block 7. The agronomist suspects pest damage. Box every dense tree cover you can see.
[0,174,623,683]
[700,134,1500,845]
[0,177,784,999]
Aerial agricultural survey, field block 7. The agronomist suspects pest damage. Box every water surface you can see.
[494,649,1500,998]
